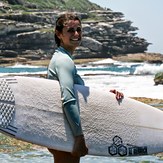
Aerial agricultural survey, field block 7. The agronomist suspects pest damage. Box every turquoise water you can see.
[0,65,47,74]
[0,61,163,76]
[0,149,163,163]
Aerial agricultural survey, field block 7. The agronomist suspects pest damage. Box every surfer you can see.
[47,13,123,163]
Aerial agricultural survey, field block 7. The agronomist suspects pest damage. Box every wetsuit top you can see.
[47,46,84,136]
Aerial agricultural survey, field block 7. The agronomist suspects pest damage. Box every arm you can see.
[55,57,81,136]
[55,56,88,157]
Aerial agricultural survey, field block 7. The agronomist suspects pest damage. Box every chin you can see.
[71,42,81,47]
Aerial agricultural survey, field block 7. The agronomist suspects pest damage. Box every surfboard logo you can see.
[108,136,148,156]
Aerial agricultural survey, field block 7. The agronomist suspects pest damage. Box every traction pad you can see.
[0,79,15,128]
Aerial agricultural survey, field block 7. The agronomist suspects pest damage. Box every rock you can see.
[21,54,40,60]
[0,9,152,63]
[24,1,38,9]
[17,0,25,5]
[154,72,163,85]
[89,10,124,18]
[81,37,102,52]
[0,2,11,10]
[73,47,91,59]
[21,49,45,60]
[96,22,113,30]
[112,53,163,63]
[0,57,17,64]
[1,50,18,57]
[17,57,27,62]
[0,19,42,35]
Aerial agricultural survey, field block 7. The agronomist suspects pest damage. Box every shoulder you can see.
[52,50,74,68]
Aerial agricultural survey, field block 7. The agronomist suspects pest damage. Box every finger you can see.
[117,93,124,99]
[119,93,124,98]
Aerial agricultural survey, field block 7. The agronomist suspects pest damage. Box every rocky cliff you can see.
[0,2,151,64]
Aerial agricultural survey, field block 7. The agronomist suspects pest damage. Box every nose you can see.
[74,30,80,35]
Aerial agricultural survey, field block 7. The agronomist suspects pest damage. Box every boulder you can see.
[81,37,102,52]
[0,19,42,35]
[21,49,45,60]
[73,46,91,59]
[1,50,18,57]
[0,57,17,64]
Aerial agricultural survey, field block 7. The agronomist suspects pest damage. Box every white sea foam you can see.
[90,58,141,66]
[0,71,47,77]
[9,62,46,68]
[91,58,118,64]
[78,70,130,76]
[81,74,163,100]
[78,59,163,75]
[134,63,163,75]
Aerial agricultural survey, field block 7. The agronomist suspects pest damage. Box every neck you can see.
[60,44,75,55]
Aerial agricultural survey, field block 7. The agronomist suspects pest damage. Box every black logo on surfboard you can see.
[108,136,147,156]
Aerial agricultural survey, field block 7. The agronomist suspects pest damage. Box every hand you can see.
[109,89,124,100]
[71,135,88,157]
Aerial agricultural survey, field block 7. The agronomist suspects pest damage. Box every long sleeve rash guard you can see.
[47,46,84,136]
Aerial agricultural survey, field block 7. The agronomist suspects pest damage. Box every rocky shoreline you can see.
[0,7,151,63]
[112,52,163,64]
[1,52,163,67]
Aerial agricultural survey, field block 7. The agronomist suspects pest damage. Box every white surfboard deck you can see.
[0,76,163,157]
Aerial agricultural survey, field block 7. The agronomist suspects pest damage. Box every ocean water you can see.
[0,59,163,162]
[1,59,162,99]
[1,148,163,163]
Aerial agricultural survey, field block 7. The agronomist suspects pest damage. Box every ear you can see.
[55,30,62,39]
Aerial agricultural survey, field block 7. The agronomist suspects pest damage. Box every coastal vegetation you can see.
[0,0,107,22]
[0,0,104,12]
[154,72,163,85]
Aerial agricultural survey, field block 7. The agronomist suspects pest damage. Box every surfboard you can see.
[0,76,163,157]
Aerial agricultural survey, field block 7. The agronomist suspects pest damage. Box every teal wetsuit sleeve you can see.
[54,55,83,136]
[55,56,76,104]
[64,101,83,136]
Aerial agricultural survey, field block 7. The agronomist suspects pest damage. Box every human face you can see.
[56,20,82,54]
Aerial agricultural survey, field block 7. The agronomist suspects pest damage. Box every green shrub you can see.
[155,72,163,80]
[11,5,27,10]
[3,0,102,11]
